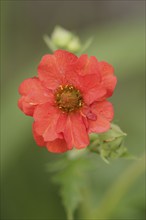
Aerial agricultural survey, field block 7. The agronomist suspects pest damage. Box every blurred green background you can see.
[1,1,145,219]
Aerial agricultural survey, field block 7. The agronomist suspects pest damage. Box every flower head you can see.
[18,50,117,153]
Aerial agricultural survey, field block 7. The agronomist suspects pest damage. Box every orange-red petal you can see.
[46,138,69,153]
[38,54,61,90]
[18,77,52,116]
[54,49,78,69]
[99,61,117,97]
[88,101,114,133]
[38,50,78,90]
[77,55,101,78]
[57,112,89,149]
[33,103,61,141]
[32,123,46,147]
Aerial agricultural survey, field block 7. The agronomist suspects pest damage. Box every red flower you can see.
[18,50,117,153]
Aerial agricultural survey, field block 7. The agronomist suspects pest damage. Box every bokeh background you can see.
[1,0,145,219]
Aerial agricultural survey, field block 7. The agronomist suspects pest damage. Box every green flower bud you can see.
[89,124,127,163]
[51,26,82,53]
[44,25,95,53]
[67,36,81,52]
[51,26,73,48]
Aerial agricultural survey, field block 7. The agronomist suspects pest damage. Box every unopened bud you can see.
[67,36,81,52]
[89,124,127,163]
[51,26,81,52]
[51,26,73,48]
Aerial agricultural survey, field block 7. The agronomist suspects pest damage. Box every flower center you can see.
[55,85,83,112]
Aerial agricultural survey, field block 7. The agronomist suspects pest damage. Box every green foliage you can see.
[47,152,90,220]
[89,123,132,163]
[44,26,82,53]
[43,25,94,55]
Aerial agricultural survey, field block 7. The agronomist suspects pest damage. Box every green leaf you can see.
[48,154,89,220]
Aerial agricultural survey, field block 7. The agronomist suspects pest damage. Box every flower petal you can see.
[38,50,78,90]
[99,61,117,97]
[88,101,114,133]
[57,112,89,149]
[33,103,61,141]
[33,121,68,153]
[81,105,97,121]
[68,73,106,105]
[32,123,46,147]
[18,77,52,116]
[54,49,78,72]
[81,76,106,104]
[73,54,88,74]
[33,102,56,120]
[77,55,101,78]
[38,54,61,90]
[79,74,106,105]
[18,96,36,116]
[47,138,69,153]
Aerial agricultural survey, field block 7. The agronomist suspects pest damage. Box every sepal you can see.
[89,123,131,163]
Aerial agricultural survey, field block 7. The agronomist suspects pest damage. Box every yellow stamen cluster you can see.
[55,85,83,113]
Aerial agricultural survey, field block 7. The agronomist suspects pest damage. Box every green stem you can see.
[67,211,73,220]
[91,154,145,218]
